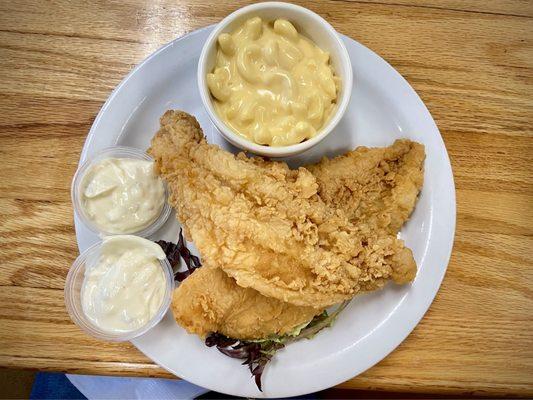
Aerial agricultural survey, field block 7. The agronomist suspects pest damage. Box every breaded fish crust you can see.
[149,110,423,308]
[172,266,320,339]
[307,139,424,234]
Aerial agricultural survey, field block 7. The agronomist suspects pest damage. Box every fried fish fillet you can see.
[307,140,424,235]
[170,139,424,340]
[172,265,320,339]
[149,110,422,308]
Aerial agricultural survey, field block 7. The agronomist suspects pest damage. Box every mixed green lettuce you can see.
[205,301,350,391]
[157,231,350,391]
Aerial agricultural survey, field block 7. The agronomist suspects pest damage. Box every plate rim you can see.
[74,25,456,398]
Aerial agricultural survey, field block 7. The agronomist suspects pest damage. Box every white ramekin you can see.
[198,2,353,157]
[64,239,175,342]
[71,146,171,237]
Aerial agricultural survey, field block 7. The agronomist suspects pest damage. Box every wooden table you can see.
[1,0,532,397]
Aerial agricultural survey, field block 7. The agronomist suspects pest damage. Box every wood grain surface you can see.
[1,0,532,396]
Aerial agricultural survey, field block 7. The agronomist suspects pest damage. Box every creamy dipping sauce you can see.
[207,17,340,147]
[81,158,165,234]
[81,235,167,333]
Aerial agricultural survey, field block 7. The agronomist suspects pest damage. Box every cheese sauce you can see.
[80,158,165,234]
[207,17,340,146]
[81,235,167,333]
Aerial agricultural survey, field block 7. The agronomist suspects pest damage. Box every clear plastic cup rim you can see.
[64,240,175,342]
[71,146,171,238]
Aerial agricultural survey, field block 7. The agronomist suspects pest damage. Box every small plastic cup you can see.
[71,146,171,237]
[64,240,175,342]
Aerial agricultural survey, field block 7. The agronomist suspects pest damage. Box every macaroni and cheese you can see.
[207,17,340,147]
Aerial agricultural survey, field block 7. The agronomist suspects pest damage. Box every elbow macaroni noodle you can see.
[207,17,340,147]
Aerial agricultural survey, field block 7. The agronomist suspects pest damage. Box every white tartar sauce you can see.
[81,235,167,333]
[81,158,165,234]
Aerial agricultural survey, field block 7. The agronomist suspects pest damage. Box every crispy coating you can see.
[169,140,424,340]
[307,140,425,234]
[149,110,423,308]
[172,266,320,339]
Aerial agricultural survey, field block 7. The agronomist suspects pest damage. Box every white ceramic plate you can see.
[74,26,455,398]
